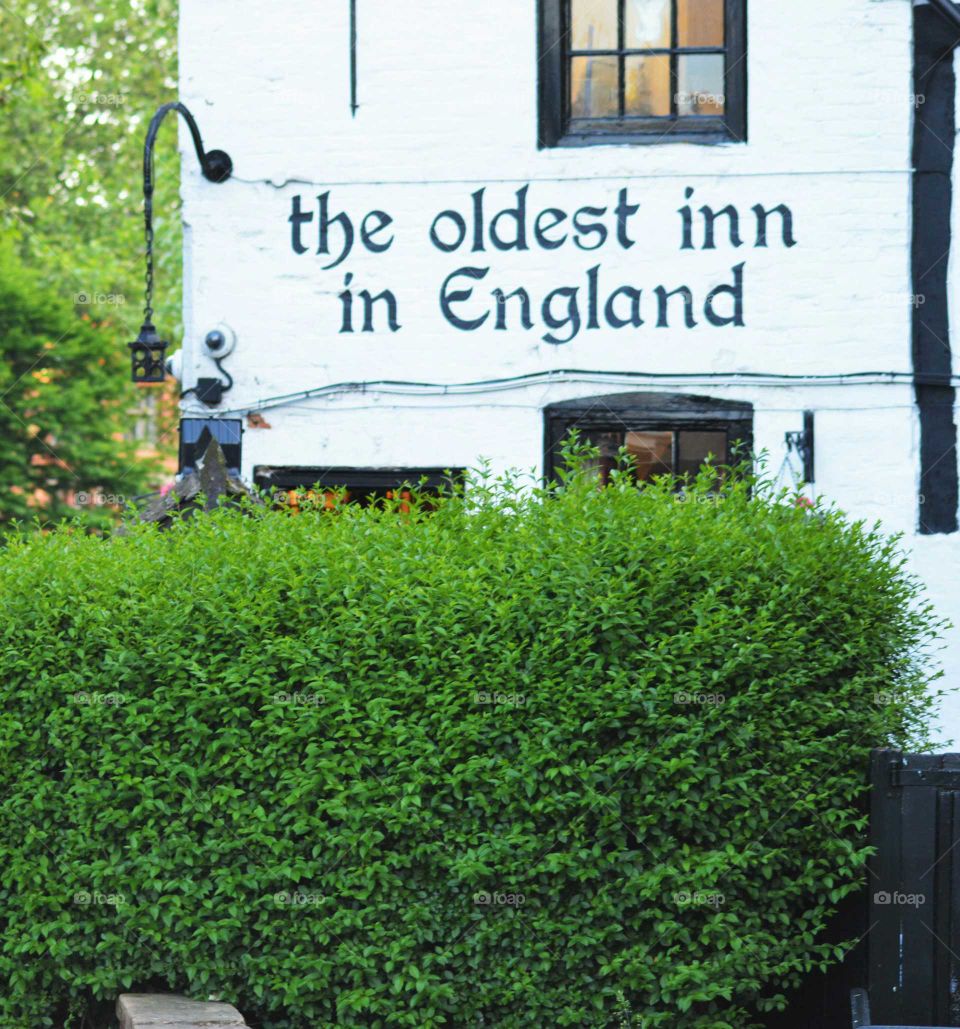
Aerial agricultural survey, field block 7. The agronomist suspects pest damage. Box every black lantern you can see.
[131,102,232,383]
[128,322,168,384]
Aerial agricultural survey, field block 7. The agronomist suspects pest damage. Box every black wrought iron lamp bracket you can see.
[130,103,232,383]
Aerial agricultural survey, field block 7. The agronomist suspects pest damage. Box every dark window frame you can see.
[538,0,748,147]
[254,466,464,503]
[543,391,753,482]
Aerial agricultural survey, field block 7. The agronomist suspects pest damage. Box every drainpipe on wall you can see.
[914,0,960,533]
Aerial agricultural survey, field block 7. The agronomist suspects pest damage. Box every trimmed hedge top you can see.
[0,465,943,1027]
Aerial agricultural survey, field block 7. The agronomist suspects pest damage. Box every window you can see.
[539,0,747,146]
[253,467,463,509]
[543,392,753,484]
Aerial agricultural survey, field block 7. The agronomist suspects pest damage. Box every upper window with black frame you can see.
[539,0,747,146]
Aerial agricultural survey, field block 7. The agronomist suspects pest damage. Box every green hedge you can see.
[0,465,943,1027]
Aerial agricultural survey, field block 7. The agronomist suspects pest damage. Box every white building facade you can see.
[176,0,960,736]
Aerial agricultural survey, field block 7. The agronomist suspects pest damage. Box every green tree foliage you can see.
[0,243,148,526]
[0,0,181,334]
[0,0,180,520]
[0,466,944,1026]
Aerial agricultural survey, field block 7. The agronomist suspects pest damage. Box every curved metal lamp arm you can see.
[142,102,231,323]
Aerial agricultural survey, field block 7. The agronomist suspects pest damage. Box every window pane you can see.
[585,430,624,458]
[570,0,619,50]
[625,431,674,480]
[570,56,620,118]
[678,0,725,47]
[582,430,624,483]
[624,0,671,49]
[677,431,726,478]
[676,54,725,115]
[624,55,671,116]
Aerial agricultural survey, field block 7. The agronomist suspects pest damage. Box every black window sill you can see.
[544,129,746,148]
[542,117,747,148]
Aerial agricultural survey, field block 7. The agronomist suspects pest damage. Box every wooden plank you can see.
[933,782,953,1024]
[870,749,905,1023]
[899,754,939,1024]
[944,755,960,1024]
[894,768,960,788]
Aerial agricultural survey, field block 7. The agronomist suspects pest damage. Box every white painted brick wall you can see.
[178,0,960,739]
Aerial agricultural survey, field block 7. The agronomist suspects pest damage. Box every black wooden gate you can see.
[772,749,960,1028]
[868,748,960,1026]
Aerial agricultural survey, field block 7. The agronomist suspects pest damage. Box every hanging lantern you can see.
[128,321,169,384]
